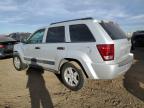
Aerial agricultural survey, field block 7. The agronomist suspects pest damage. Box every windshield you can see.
[100,22,127,40]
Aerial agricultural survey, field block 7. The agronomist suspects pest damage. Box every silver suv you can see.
[13,18,133,91]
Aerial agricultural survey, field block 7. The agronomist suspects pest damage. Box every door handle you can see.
[35,47,40,49]
[57,47,65,50]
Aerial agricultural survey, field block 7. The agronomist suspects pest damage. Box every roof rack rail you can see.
[50,17,93,25]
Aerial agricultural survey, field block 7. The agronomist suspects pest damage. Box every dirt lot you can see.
[0,48,144,108]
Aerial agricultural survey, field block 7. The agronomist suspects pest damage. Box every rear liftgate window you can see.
[100,22,127,40]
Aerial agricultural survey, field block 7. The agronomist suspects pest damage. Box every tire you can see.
[13,55,27,71]
[60,61,85,91]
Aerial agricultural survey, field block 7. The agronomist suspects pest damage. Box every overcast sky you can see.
[0,0,144,34]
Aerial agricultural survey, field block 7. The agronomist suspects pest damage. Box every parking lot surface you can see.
[0,48,144,108]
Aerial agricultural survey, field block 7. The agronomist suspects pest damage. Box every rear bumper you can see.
[90,53,133,79]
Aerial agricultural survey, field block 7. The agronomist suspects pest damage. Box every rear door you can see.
[100,22,131,62]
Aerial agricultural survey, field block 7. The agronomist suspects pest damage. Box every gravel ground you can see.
[0,48,144,108]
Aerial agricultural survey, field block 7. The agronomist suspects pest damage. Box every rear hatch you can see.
[0,36,17,53]
[4,42,15,53]
[0,42,15,54]
[100,21,131,63]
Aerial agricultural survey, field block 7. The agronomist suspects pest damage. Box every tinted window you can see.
[69,24,95,42]
[27,29,45,44]
[100,22,127,40]
[46,26,65,43]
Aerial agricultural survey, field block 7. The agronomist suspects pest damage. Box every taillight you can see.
[97,44,114,61]
[0,45,5,48]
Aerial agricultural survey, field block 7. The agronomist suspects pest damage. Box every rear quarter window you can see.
[69,24,96,42]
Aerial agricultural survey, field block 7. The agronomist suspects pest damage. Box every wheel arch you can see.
[13,51,25,64]
[13,43,25,63]
[59,58,89,78]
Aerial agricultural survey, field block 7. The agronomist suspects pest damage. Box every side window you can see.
[27,29,45,44]
[46,26,65,43]
[69,24,95,42]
